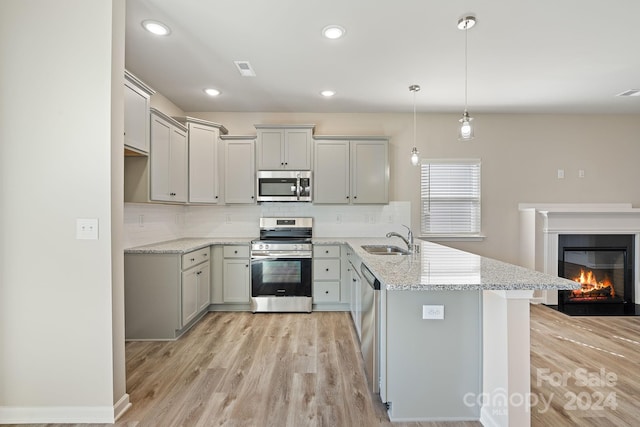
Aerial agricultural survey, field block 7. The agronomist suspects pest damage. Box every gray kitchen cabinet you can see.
[124,70,154,155]
[255,124,314,170]
[348,251,363,341]
[313,137,389,204]
[313,245,342,307]
[222,136,256,204]
[124,246,210,340]
[222,245,251,303]
[174,117,228,204]
[150,109,188,203]
[181,252,210,325]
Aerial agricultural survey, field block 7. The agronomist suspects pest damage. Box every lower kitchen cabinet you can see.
[124,246,210,340]
[313,244,349,310]
[222,245,251,304]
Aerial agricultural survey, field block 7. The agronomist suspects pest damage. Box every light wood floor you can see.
[530,304,640,427]
[8,305,640,426]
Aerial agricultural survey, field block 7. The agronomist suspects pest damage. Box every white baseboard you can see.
[0,394,131,424]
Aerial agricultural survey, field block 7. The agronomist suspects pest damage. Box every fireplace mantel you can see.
[519,203,640,304]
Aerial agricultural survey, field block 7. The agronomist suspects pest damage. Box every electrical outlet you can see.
[578,169,585,178]
[76,218,99,240]
[557,169,565,179]
[422,305,444,320]
[336,214,342,224]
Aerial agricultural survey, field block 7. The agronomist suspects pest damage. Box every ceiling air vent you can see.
[616,89,640,97]
[234,61,256,77]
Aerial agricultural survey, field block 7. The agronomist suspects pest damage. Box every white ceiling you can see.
[125,0,640,114]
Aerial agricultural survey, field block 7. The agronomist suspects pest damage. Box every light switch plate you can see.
[76,218,99,240]
[422,304,444,320]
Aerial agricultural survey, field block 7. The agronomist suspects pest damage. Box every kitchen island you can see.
[126,236,578,426]
[337,238,579,427]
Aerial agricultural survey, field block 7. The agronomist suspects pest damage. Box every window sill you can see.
[419,234,486,242]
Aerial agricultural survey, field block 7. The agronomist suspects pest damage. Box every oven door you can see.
[251,256,312,297]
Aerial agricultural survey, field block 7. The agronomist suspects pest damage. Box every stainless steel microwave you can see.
[256,171,312,202]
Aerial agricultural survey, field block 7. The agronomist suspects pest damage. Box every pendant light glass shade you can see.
[410,147,420,166]
[409,84,420,165]
[458,110,474,140]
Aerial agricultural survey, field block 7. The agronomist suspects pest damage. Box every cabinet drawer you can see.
[313,281,340,303]
[314,259,341,280]
[224,245,250,258]
[182,247,210,270]
[313,245,340,258]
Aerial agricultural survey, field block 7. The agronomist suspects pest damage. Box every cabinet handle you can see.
[325,290,329,294]
[170,192,176,196]
[346,196,349,199]
[325,268,329,272]
[215,196,218,199]
[325,250,329,254]
[353,196,357,199]
[352,278,356,282]
[284,162,288,165]
[245,264,249,268]
[234,250,238,254]
[190,258,195,262]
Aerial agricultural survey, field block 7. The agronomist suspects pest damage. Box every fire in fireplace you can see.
[557,234,634,315]
[570,269,615,300]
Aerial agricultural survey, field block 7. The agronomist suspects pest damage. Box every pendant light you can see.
[409,84,421,166]
[457,15,476,141]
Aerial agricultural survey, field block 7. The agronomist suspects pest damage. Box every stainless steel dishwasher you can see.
[360,263,381,394]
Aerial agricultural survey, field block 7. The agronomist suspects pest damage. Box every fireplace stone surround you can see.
[519,203,640,310]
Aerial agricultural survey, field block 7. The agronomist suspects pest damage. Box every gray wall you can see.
[0,0,126,421]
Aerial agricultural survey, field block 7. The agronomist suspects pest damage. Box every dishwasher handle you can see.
[360,264,381,290]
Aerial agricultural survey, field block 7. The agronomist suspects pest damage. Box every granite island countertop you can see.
[126,237,579,292]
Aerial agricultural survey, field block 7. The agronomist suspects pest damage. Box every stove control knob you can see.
[265,244,269,250]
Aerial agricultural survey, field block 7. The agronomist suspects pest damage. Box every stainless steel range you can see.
[250,217,313,313]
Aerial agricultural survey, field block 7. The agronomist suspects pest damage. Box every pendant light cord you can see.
[413,88,417,147]
[464,21,468,112]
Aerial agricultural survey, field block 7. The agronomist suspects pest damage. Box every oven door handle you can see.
[251,253,312,259]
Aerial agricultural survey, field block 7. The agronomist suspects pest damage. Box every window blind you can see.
[420,159,481,235]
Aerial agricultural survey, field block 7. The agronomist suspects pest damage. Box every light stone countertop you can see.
[125,237,579,292]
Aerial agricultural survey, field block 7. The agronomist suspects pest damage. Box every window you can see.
[420,159,481,238]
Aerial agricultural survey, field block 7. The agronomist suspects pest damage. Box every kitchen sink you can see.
[361,245,410,255]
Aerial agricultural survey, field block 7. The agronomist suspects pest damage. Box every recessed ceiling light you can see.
[320,90,336,97]
[142,20,171,36]
[204,88,221,97]
[322,25,346,40]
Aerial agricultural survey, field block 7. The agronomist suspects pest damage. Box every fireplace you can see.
[558,234,634,315]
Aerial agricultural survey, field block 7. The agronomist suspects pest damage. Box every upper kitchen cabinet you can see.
[255,124,314,170]
[149,109,188,203]
[314,137,389,204]
[222,136,256,204]
[124,70,154,155]
[174,117,229,204]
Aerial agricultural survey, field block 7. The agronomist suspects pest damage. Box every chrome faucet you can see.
[386,224,414,251]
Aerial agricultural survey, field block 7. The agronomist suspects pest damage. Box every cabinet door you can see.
[170,127,188,202]
[350,140,389,204]
[224,140,255,204]
[124,82,149,153]
[284,129,311,170]
[150,114,188,202]
[256,129,284,170]
[189,123,219,203]
[150,114,172,201]
[313,140,350,204]
[181,268,199,326]
[197,262,211,312]
[223,259,250,303]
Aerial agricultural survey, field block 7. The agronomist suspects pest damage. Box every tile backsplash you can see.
[124,201,410,248]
